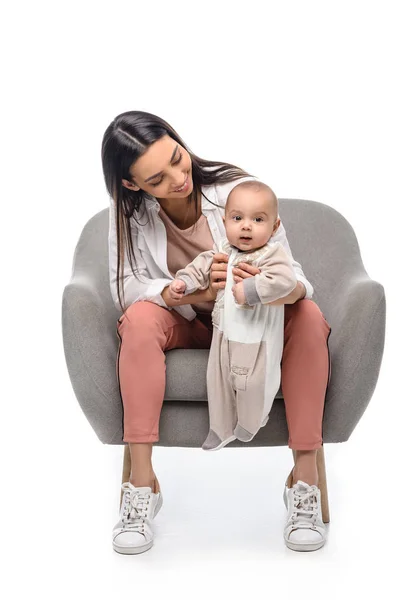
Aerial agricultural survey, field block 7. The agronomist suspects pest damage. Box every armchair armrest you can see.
[62,275,123,443]
[323,276,386,441]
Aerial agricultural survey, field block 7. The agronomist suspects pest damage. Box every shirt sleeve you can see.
[108,201,171,311]
[271,219,314,299]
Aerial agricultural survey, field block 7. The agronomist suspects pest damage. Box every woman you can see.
[101,111,331,555]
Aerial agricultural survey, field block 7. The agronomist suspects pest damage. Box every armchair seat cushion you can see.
[164,348,283,401]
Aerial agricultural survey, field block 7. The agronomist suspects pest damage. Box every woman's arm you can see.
[109,203,171,310]
[271,220,313,299]
[161,285,215,307]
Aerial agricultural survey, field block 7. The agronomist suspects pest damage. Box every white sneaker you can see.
[283,479,326,552]
[112,482,163,555]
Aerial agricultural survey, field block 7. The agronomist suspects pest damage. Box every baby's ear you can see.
[273,218,281,233]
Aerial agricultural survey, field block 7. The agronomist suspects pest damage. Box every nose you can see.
[241,220,252,230]
[172,172,187,190]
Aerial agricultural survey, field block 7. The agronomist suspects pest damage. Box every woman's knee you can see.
[118,301,169,340]
[124,300,166,321]
[286,299,330,338]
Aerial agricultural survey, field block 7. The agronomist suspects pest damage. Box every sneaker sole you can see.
[113,539,154,555]
[284,538,325,552]
[112,492,163,555]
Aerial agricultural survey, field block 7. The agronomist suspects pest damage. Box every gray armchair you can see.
[62,199,386,522]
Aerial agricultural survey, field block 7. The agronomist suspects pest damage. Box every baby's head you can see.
[223,181,281,252]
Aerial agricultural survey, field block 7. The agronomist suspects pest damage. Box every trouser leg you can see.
[116,301,212,443]
[281,299,331,450]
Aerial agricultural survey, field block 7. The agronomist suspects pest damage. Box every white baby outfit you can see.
[175,236,297,450]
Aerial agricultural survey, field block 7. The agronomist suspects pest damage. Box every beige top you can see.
[158,206,215,314]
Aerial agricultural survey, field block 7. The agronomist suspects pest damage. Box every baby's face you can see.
[224,188,279,252]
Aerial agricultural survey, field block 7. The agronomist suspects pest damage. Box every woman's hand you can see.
[210,253,229,291]
[233,262,261,281]
[265,282,306,306]
[161,284,216,307]
[210,254,262,292]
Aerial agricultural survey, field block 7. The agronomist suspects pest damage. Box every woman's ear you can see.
[122,178,140,191]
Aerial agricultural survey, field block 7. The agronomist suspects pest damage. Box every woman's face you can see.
[122,135,194,200]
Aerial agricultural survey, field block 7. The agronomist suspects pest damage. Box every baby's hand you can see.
[231,281,246,305]
[169,279,186,300]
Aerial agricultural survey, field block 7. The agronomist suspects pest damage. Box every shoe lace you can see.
[121,484,151,534]
[291,486,319,529]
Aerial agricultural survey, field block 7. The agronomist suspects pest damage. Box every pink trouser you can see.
[116,299,331,450]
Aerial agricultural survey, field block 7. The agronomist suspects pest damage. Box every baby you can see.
[169,181,297,450]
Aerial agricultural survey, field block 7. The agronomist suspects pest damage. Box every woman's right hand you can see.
[211,252,262,295]
[210,253,229,292]
[212,253,263,286]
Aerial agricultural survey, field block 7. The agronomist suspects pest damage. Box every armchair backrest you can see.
[278,199,367,317]
[70,200,368,321]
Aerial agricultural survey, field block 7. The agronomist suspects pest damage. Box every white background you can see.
[2,1,398,598]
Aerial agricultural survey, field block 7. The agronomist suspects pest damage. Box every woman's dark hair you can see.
[101,110,252,312]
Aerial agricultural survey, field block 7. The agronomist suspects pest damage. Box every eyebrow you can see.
[144,144,180,182]
[229,210,269,217]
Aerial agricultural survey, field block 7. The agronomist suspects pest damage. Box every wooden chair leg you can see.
[291,446,330,523]
[120,444,131,507]
[316,446,330,523]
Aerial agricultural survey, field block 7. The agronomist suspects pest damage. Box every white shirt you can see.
[108,176,314,320]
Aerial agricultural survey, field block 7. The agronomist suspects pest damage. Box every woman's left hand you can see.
[232,262,261,282]
[265,282,306,306]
